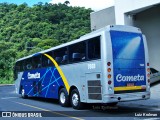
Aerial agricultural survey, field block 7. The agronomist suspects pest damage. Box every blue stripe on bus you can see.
[21,66,65,99]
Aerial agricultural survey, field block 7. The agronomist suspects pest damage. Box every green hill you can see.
[0,2,93,83]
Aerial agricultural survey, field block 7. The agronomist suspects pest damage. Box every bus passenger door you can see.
[33,81,42,96]
[33,81,37,95]
[38,81,42,95]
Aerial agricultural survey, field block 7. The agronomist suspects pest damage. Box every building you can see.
[91,0,160,71]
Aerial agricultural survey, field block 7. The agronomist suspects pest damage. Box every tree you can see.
[0,2,93,83]
[64,1,70,5]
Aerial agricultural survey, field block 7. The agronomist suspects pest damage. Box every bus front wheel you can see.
[70,89,84,109]
[21,88,28,99]
[59,88,70,107]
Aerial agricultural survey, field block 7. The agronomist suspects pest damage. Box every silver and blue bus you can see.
[14,25,150,109]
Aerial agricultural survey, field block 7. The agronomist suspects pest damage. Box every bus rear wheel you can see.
[21,88,28,99]
[70,89,84,110]
[59,88,70,107]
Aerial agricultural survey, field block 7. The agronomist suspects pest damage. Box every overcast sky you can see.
[0,0,114,11]
[50,0,115,11]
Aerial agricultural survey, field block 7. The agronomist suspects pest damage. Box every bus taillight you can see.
[108,74,111,79]
[107,62,111,66]
[108,80,112,85]
[146,63,150,83]
[107,62,112,85]
[107,68,111,72]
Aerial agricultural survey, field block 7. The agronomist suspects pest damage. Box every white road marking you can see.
[142,118,160,120]
[12,101,84,120]
[1,97,18,99]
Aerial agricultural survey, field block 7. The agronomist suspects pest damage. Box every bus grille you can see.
[88,80,102,100]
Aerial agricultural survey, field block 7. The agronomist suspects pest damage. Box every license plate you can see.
[127,83,134,86]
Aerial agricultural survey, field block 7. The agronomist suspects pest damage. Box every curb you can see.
[0,84,14,86]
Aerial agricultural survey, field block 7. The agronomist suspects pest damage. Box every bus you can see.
[14,25,150,109]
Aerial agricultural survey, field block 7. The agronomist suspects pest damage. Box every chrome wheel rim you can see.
[60,92,65,104]
[72,93,79,106]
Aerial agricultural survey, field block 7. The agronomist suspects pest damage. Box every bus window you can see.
[17,60,25,72]
[88,36,101,60]
[14,68,17,80]
[69,41,86,63]
[25,58,32,70]
[15,62,20,72]
[54,47,68,65]
[62,55,68,64]
[21,60,25,71]
[55,57,62,64]
[42,51,53,67]
[14,62,20,80]
[32,55,42,69]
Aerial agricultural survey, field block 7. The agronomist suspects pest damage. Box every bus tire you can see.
[59,88,70,107]
[70,89,84,110]
[21,88,28,99]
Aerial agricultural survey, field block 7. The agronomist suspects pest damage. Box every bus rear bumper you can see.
[103,91,150,103]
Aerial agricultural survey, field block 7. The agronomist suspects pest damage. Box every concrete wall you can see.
[90,6,115,31]
[133,5,160,71]
[90,0,160,71]
[115,0,160,25]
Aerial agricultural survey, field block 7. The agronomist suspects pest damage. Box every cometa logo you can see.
[116,74,144,82]
[28,72,40,79]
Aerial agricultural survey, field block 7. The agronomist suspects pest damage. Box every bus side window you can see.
[69,41,86,63]
[54,47,68,65]
[55,57,62,64]
[25,58,32,70]
[16,62,20,72]
[88,36,101,60]
[72,53,81,61]
[14,62,19,80]
[32,55,42,69]
[42,51,53,68]
[62,55,68,63]
[27,64,32,70]
[18,60,25,71]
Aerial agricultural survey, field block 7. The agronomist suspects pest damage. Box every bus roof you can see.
[16,25,141,62]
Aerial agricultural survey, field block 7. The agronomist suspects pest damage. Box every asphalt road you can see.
[0,83,160,120]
